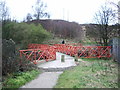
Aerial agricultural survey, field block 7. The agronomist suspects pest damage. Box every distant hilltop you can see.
[27,19,87,40]
[27,19,119,40]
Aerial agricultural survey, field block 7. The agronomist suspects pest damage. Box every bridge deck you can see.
[37,52,76,72]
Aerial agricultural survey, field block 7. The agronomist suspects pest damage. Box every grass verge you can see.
[2,69,40,89]
[79,38,97,46]
[54,58,118,88]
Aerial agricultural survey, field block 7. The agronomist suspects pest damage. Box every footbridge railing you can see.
[19,44,111,64]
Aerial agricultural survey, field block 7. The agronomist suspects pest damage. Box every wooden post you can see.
[74,55,78,62]
[61,55,65,62]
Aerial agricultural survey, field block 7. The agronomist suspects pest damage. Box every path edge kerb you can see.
[38,66,76,72]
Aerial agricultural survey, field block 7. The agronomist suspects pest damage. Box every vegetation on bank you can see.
[3,21,52,49]
[2,69,40,88]
[54,58,118,88]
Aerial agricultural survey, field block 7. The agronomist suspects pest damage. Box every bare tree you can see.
[85,24,100,44]
[94,4,116,46]
[26,13,32,22]
[0,1,10,21]
[32,0,50,20]
[109,1,120,21]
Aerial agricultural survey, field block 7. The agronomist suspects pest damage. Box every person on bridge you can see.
[62,40,65,44]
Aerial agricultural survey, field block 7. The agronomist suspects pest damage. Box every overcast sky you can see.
[4,0,119,24]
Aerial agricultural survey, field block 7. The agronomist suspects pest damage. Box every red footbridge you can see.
[19,43,111,64]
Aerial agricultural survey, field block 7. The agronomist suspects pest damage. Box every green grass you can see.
[54,58,118,88]
[79,38,97,46]
[2,69,40,89]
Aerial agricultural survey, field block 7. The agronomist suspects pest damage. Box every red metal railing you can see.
[19,46,56,64]
[19,44,111,64]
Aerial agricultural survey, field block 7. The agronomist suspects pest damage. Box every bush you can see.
[2,39,37,76]
[2,21,52,49]
[2,39,19,76]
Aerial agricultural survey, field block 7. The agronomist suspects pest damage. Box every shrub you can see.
[2,21,52,49]
[2,39,37,76]
[2,39,19,76]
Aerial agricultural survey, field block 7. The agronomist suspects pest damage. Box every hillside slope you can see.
[28,19,86,41]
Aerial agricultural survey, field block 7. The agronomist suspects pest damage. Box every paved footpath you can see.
[20,52,76,88]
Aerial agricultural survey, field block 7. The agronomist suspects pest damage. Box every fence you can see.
[19,43,112,64]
